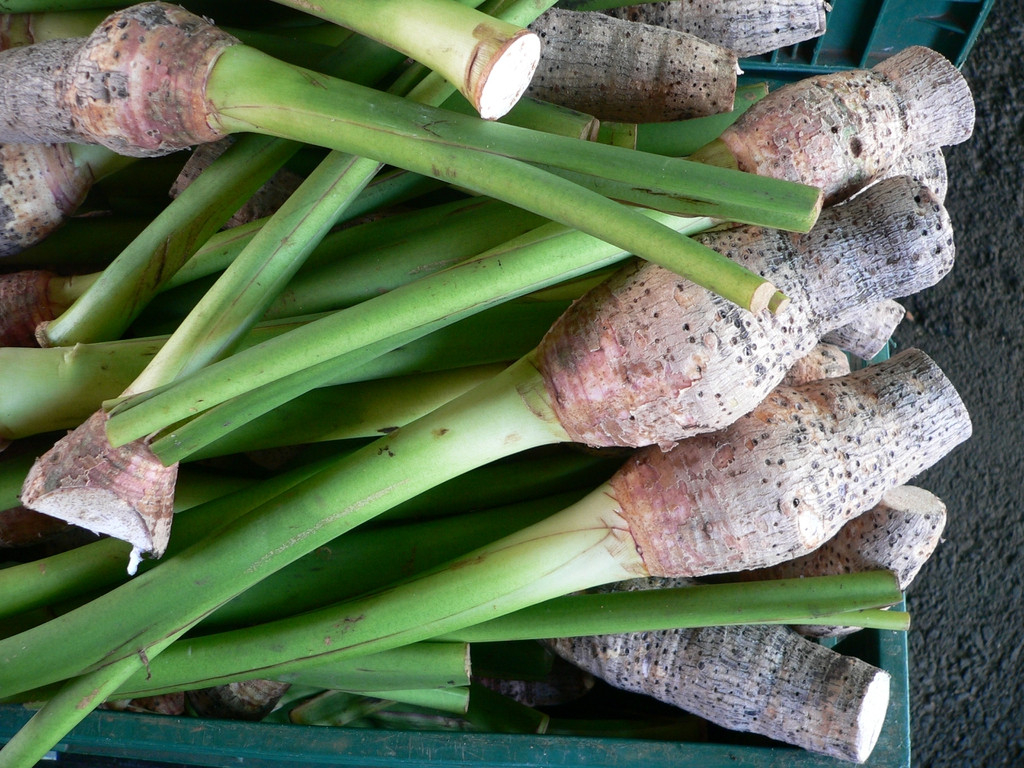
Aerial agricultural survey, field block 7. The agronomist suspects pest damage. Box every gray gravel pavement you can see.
[892,2,1024,765]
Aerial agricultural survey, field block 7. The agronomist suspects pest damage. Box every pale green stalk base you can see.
[0,356,571,698]
[109,487,646,696]
[192,363,508,459]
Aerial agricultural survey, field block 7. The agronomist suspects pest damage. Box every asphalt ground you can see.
[890,2,1024,765]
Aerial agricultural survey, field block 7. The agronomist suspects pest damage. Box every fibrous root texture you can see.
[603,0,829,57]
[535,175,953,450]
[547,577,890,763]
[607,348,969,578]
[20,409,178,571]
[0,143,91,257]
[714,45,974,203]
[528,8,737,122]
[0,2,235,157]
[751,484,947,637]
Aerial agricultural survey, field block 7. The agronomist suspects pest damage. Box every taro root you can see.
[546,578,890,763]
[20,410,177,574]
[690,46,974,204]
[527,8,738,122]
[822,300,907,361]
[536,175,954,449]
[745,485,948,638]
[602,0,829,57]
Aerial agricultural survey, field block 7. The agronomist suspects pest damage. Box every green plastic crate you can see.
[741,0,994,80]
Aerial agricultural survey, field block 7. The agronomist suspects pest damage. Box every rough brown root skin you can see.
[527,9,737,122]
[169,137,303,227]
[547,579,889,763]
[705,46,973,204]
[0,3,235,157]
[20,409,178,570]
[185,680,291,721]
[603,0,828,58]
[748,484,947,638]
[535,175,952,450]
[476,657,596,708]
[608,348,970,578]
[781,342,852,387]
[872,147,948,204]
[822,300,906,361]
[104,692,185,715]
[0,143,90,257]
[0,269,64,346]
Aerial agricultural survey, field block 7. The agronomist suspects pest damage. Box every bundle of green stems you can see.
[0,2,891,765]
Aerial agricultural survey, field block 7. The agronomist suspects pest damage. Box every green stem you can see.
[0,447,611,627]
[126,152,383,392]
[0,633,180,768]
[0,298,567,443]
[440,573,908,641]
[104,213,712,456]
[0,355,572,697]
[104,569,903,699]
[209,45,820,237]
[36,29,412,347]
[0,453,342,624]
[39,133,300,347]
[190,363,509,459]
[105,488,644,697]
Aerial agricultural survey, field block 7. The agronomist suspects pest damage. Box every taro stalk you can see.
[265,0,543,120]
[545,579,892,764]
[30,25,412,349]
[689,45,975,205]
[48,174,949,564]
[0,299,566,444]
[3,348,966,707]
[526,8,738,122]
[78,572,907,703]
[592,0,830,57]
[22,173,945,565]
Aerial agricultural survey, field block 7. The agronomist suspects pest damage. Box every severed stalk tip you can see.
[19,410,177,574]
[471,29,542,120]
